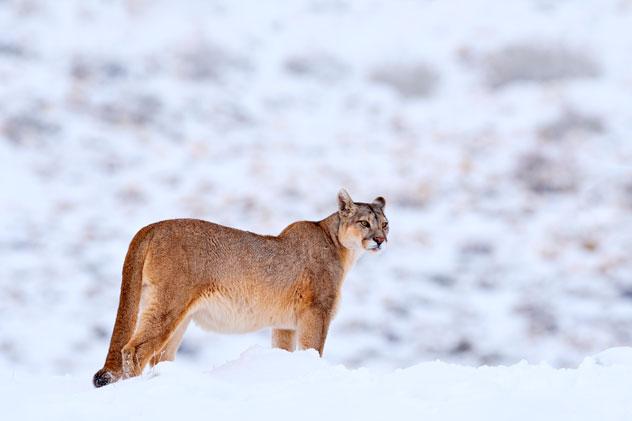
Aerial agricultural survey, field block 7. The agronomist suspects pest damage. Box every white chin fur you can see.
[366,241,384,252]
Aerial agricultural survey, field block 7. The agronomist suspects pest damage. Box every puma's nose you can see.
[373,236,385,245]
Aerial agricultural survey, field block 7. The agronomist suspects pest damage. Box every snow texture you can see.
[4,347,632,421]
[1,0,632,382]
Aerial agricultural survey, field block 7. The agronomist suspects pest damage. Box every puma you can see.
[93,189,388,387]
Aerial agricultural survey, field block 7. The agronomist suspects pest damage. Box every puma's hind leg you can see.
[121,298,192,378]
[149,315,192,367]
[272,329,296,352]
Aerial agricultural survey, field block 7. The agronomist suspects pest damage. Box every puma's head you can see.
[337,188,389,254]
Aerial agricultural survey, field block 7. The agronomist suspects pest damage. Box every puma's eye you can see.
[382,221,389,229]
[359,221,370,228]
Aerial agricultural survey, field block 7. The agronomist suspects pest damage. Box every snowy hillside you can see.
[1,0,632,379]
[5,347,632,421]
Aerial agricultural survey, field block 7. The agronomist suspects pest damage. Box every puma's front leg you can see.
[272,329,296,352]
[297,308,331,356]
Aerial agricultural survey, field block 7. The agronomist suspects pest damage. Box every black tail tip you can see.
[93,369,114,388]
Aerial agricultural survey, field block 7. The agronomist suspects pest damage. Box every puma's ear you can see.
[338,188,355,215]
[372,196,386,209]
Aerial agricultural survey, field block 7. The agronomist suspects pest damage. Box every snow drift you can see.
[4,347,632,421]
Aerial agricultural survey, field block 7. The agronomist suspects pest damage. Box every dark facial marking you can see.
[368,204,381,224]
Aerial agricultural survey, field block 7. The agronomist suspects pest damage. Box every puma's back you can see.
[143,218,342,333]
[93,189,389,387]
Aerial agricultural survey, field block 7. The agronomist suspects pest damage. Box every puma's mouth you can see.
[367,244,382,253]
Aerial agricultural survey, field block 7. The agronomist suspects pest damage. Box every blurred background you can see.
[1,0,632,376]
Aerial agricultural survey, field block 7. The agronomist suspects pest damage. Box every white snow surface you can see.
[4,347,632,421]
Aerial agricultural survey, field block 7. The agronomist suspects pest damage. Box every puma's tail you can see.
[93,225,155,388]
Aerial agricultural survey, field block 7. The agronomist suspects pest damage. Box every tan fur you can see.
[93,189,388,387]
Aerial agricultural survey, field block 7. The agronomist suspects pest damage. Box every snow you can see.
[1,0,632,397]
[4,347,632,420]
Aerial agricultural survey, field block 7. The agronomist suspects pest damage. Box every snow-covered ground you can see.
[1,0,632,383]
[5,347,632,421]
